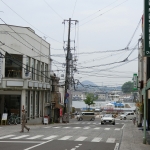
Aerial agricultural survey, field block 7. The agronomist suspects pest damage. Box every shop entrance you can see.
[4,95,21,117]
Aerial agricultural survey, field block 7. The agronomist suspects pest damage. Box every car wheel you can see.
[124,117,126,120]
[113,122,115,125]
[101,122,104,125]
[80,117,83,121]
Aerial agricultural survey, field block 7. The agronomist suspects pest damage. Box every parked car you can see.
[120,112,136,120]
[77,112,95,121]
[101,114,115,125]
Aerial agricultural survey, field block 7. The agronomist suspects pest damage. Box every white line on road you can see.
[0,135,15,139]
[43,135,58,140]
[24,139,53,150]
[94,127,100,130]
[106,138,115,143]
[104,128,110,130]
[53,127,60,128]
[114,143,119,150]
[58,136,72,140]
[122,124,125,129]
[73,127,81,129]
[63,127,70,129]
[0,141,42,143]
[75,136,87,141]
[11,135,30,139]
[83,127,90,129]
[43,126,51,128]
[91,137,102,142]
[115,128,120,131]
[26,135,44,139]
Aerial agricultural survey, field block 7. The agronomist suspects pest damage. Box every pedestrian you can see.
[20,109,30,133]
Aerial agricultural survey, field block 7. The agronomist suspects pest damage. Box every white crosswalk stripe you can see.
[104,128,110,130]
[26,135,44,139]
[0,134,117,143]
[106,138,115,143]
[53,127,60,128]
[63,127,71,129]
[11,135,30,139]
[83,127,90,129]
[43,126,51,128]
[75,136,87,141]
[115,128,120,131]
[43,135,58,140]
[94,127,100,130]
[91,137,102,142]
[58,136,72,140]
[0,135,15,139]
[73,127,81,129]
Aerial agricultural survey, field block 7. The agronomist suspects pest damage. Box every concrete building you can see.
[72,91,86,101]
[0,24,51,124]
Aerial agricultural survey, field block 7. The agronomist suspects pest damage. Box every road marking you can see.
[93,123,96,124]
[43,135,58,140]
[122,124,125,129]
[0,141,42,143]
[63,127,70,129]
[98,123,101,124]
[106,138,115,143]
[43,126,51,128]
[116,123,119,124]
[81,122,85,124]
[104,128,110,130]
[94,127,100,130]
[24,139,53,150]
[87,122,91,124]
[114,143,119,150]
[11,135,30,139]
[91,137,102,142]
[75,136,87,141]
[83,127,90,129]
[0,135,15,139]
[73,127,81,129]
[26,135,44,139]
[115,128,120,131]
[53,127,60,128]
[58,136,72,140]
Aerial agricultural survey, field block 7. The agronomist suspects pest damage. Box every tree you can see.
[84,93,97,110]
[122,81,133,93]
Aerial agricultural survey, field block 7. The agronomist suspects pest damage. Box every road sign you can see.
[133,73,138,90]
[144,1,150,56]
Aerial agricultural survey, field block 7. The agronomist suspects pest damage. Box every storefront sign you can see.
[144,1,150,56]
[2,113,8,120]
[133,73,138,90]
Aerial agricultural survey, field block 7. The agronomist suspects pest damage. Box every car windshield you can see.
[104,114,112,117]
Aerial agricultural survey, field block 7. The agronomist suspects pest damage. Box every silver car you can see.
[101,114,115,125]
[77,112,95,121]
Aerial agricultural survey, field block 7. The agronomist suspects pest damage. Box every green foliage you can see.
[84,93,97,109]
[122,81,134,93]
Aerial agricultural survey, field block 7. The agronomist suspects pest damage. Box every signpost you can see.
[1,113,8,125]
[133,73,138,90]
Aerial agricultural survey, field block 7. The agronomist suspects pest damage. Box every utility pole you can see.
[63,18,78,123]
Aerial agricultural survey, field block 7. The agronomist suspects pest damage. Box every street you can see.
[0,118,127,150]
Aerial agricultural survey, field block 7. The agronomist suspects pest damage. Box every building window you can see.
[45,92,47,103]
[26,56,30,75]
[32,59,35,80]
[36,61,40,81]
[5,53,22,78]
[35,92,39,117]
[45,64,48,82]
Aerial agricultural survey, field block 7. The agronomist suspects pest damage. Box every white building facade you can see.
[0,24,51,124]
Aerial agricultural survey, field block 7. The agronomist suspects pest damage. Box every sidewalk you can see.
[120,121,150,150]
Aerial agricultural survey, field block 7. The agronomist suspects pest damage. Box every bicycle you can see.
[8,114,21,125]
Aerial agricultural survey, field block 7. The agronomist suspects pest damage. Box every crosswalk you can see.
[73,122,123,125]
[0,134,118,143]
[43,126,121,131]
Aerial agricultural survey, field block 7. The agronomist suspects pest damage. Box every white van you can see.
[120,112,136,120]
[77,112,95,121]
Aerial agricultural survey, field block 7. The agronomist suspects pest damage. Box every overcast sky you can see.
[0,0,143,87]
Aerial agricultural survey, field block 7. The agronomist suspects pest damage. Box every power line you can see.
[72,0,78,18]
[0,0,62,44]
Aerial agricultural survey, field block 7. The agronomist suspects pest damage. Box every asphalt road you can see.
[0,118,127,150]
